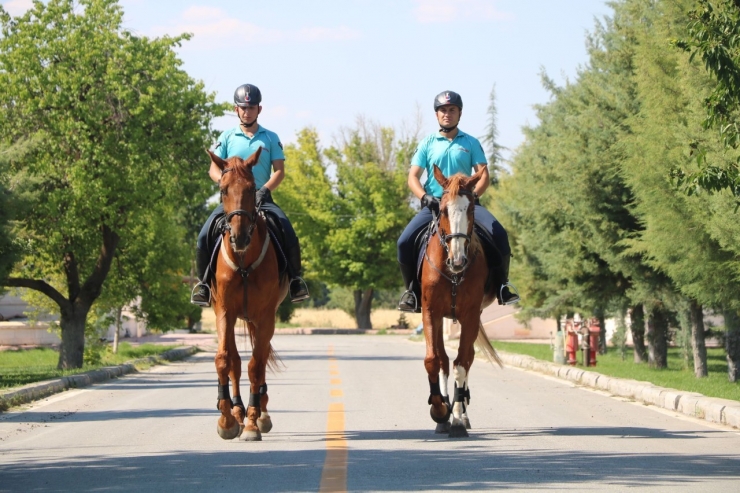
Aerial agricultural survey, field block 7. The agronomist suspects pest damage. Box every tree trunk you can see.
[58,306,88,369]
[724,308,740,383]
[647,307,668,369]
[689,300,708,378]
[353,288,373,329]
[597,310,607,354]
[630,304,648,363]
[113,306,122,354]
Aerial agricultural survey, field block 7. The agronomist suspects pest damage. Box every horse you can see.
[421,165,503,438]
[207,147,289,442]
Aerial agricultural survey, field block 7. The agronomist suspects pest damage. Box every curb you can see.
[0,346,198,412]
[495,351,740,430]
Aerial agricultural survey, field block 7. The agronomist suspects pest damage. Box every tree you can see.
[0,0,223,368]
[479,84,506,187]
[275,122,416,328]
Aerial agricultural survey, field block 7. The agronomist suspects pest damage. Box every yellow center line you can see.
[320,345,347,493]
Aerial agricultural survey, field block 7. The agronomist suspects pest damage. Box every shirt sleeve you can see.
[270,132,285,161]
[410,139,427,168]
[212,133,228,159]
[470,136,487,165]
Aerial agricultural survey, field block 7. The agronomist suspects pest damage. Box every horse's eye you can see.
[220,188,227,196]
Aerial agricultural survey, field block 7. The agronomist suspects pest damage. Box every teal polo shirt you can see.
[411,129,487,198]
[212,125,285,189]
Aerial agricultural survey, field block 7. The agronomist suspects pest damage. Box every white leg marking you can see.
[439,370,449,401]
[452,365,467,426]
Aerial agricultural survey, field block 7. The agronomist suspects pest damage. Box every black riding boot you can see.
[190,247,212,307]
[287,243,310,303]
[499,254,520,306]
[397,262,421,313]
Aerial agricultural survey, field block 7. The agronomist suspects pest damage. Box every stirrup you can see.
[398,290,419,313]
[290,277,310,303]
[500,282,520,306]
[190,282,212,307]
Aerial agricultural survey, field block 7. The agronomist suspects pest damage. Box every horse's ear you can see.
[207,149,228,171]
[432,165,448,189]
[244,147,262,168]
[464,166,487,190]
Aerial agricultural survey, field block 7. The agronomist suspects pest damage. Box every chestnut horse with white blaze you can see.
[422,165,503,438]
[207,147,289,442]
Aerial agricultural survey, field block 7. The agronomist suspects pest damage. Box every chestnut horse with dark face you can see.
[207,147,289,441]
[422,165,503,438]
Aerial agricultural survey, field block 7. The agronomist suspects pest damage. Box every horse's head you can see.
[207,147,262,253]
[432,165,485,274]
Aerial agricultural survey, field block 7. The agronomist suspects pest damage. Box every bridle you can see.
[221,167,258,248]
[432,189,475,269]
[424,188,477,323]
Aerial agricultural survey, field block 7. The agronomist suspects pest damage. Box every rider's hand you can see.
[421,194,440,213]
[256,186,272,208]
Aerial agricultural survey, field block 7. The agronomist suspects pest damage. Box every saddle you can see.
[204,210,288,281]
[414,220,503,293]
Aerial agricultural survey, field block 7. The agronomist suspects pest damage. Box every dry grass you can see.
[200,307,421,330]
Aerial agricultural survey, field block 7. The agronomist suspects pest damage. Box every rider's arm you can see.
[263,159,285,191]
[473,163,489,197]
[408,166,427,200]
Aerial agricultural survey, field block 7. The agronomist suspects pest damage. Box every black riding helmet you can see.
[433,90,463,111]
[234,83,262,107]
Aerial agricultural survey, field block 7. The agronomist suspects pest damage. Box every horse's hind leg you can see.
[215,310,240,440]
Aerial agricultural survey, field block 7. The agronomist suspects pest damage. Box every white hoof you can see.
[216,421,240,440]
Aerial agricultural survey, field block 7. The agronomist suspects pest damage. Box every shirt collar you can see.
[434,128,466,140]
[236,124,263,137]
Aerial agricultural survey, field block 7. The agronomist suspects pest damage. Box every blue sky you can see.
[2,0,612,160]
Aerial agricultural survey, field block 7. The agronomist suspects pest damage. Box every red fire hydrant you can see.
[564,318,579,366]
[588,318,600,366]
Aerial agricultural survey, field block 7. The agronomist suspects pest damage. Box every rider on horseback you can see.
[191,83,310,306]
[396,90,519,313]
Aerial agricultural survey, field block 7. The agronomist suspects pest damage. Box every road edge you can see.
[0,346,198,412]
[493,351,740,430]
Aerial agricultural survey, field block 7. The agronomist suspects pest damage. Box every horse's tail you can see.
[476,321,503,368]
[243,320,284,372]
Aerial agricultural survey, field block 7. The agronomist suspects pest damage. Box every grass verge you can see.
[0,342,177,390]
[492,341,740,402]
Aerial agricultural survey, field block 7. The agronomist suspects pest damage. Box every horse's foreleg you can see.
[423,310,450,427]
[227,326,245,429]
[449,317,477,438]
[240,322,275,441]
[215,310,240,440]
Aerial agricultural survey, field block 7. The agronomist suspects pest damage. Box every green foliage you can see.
[0,0,224,366]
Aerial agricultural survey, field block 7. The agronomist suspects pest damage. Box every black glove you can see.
[421,194,440,213]
[256,186,272,208]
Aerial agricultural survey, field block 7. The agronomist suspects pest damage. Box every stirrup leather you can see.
[190,281,212,307]
[500,282,520,306]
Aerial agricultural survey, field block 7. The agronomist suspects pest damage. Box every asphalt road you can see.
[1,335,740,492]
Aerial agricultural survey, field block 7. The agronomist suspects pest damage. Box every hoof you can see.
[449,424,469,438]
[435,421,450,434]
[430,403,452,424]
[257,416,273,433]
[240,428,262,441]
[462,416,471,430]
[216,421,241,440]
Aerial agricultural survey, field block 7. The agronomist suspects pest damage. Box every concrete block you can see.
[639,386,665,406]
[695,398,730,424]
[556,366,571,379]
[566,368,584,383]
[722,405,740,429]
[595,376,612,391]
[662,390,682,411]
[580,371,600,388]
[677,393,704,417]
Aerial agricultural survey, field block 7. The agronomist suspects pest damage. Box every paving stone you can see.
[639,386,664,406]
[662,390,682,411]
[695,398,732,424]
[677,393,704,417]
[722,405,740,429]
